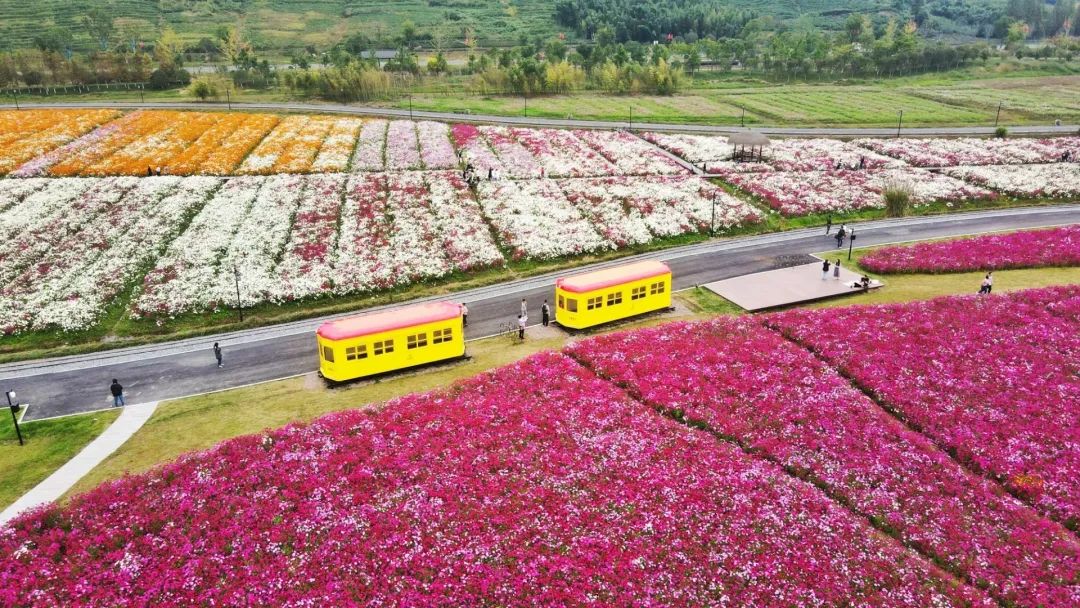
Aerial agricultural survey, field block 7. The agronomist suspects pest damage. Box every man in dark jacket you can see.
[110,379,125,407]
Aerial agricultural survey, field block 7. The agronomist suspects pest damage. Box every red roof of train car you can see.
[556,261,670,294]
[317,301,462,341]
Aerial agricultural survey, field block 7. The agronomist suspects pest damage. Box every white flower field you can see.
[0,108,1076,334]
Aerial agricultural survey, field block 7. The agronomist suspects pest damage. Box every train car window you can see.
[346,345,368,361]
[373,339,395,355]
[407,333,429,350]
[322,345,335,362]
[631,286,647,300]
[587,296,603,310]
[558,295,565,309]
[606,291,623,306]
[433,328,453,344]
[566,298,578,312]
[650,281,666,295]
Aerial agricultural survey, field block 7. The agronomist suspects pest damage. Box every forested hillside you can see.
[1,0,1074,55]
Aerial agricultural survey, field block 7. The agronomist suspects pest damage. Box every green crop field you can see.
[0,0,564,54]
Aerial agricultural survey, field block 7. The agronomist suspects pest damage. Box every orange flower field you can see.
[0,109,119,174]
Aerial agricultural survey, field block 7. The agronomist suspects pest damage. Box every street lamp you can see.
[994,101,1003,127]
[409,93,414,120]
[848,229,856,261]
[233,265,243,323]
[6,390,23,446]
[710,195,717,237]
[896,110,903,138]
[628,105,632,132]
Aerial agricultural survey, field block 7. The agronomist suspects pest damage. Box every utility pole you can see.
[523,91,527,118]
[226,89,232,111]
[409,94,413,120]
[994,101,1002,127]
[896,109,903,138]
[12,90,18,110]
[740,107,745,128]
[628,105,632,132]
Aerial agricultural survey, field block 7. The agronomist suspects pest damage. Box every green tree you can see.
[81,8,115,51]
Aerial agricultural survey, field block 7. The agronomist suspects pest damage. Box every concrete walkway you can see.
[0,401,158,526]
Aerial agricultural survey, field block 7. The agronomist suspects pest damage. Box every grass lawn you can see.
[61,249,1079,502]
[0,408,120,511]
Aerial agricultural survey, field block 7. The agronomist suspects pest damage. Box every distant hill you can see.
[0,0,1020,55]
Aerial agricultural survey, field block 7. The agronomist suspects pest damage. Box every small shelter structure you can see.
[728,131,770,162]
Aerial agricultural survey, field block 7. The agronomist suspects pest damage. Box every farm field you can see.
[0,108,1076,351]
[3,285,1079,605]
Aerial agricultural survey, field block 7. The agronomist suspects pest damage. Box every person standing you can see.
[541,300,550,327]
[461,302,469,327]
[213,342,223,368]
[833,259,841,280]
[821,259,831,280]
[110,379,125,408]
[517,315,526,341]
[825,215,832,235]
[520,298,528,320]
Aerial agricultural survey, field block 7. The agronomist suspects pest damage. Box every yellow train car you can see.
[317,301,465,382]
[555,261,672,330]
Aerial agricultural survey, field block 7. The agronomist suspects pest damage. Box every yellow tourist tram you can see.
[317,301,465,382]
[555,261,672,330]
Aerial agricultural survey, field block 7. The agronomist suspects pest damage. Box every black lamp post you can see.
[848,230,856,261]
[710,195,717,237]
[896,110,903,138]
[994,101,1003,127]
[233,265,243,323]
[6,390,24,446]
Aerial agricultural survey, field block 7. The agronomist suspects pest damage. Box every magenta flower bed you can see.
[768,286,1080,532]
[568,316,1080,607]
[860,225,1080,274]
[0,353,994,607]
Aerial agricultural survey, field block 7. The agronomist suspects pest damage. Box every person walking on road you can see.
[825,215,832,235]
[517,315,526,341]
[461,302,469,327]
[821,259,831,280]
[541,300,550,327]
[110,379,125,408]
[835,226,846,249]
[214,342,223,368]
[833,259,842,280]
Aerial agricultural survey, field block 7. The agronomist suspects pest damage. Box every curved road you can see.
[3,205,1078,421]
[2,100,1078,137]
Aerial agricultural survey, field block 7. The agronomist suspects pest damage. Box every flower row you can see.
[0,176,221,333]
[768,286,1080,530]
[859,225,1080,273]
[569,315,1080,607]
[477,175,759,259]
[0,352,995,606]
[451,124,686,178]
[855,136,1080,167]
[722,168,993,215]
[942,163,1080,198]
[132,171,503,318]
[0,109,120,175]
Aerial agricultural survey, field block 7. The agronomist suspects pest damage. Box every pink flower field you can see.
[859,225,1080,273]
[0,353,994,607]
[768,286,1080,531]
[3,287,1079,606]
[568,317,1080,607]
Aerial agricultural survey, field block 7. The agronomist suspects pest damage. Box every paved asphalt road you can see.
[4,205,1077,421]
[2,101,1078,137]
